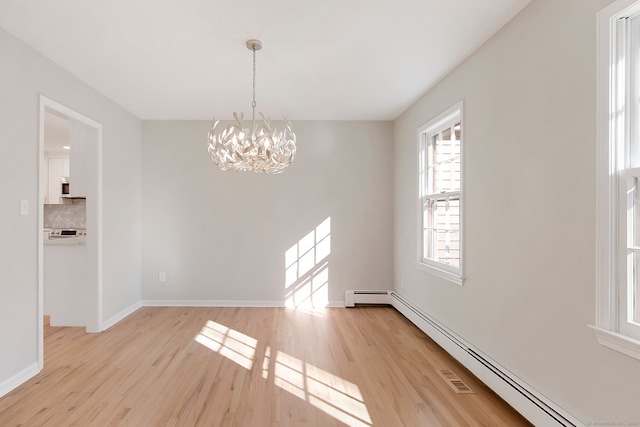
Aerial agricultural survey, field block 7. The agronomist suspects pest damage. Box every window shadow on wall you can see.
[284,217,331,308]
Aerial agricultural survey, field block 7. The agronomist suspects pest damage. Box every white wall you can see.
[394,0,639,422]
[0,27,141,390]
[141,120,393,305]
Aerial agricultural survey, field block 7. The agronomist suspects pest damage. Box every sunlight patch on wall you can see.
[195,320,257,370]
[285,217,331,308]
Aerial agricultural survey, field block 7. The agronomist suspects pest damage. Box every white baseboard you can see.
[103,299,347,328]
[0,362,39,399]
[142,299,345,308]
[101,300,143,331]
[142,299,283,307]
[390,291,583,427]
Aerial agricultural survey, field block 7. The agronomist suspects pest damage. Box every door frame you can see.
[38,95,103,368]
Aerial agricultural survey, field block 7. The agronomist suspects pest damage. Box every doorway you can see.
[37,96,103,368]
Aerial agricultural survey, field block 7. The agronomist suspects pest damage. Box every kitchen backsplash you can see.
[44,199,86,229]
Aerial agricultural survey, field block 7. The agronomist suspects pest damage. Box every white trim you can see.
[95,122,104,334]
[595,0,615,331]
[0,363,40,400]
[325,301,345,308]
[416,100,465,285]
[37,100,45,369]
[416,261,464,285]
[589,325,640,360]
[417,104,462,135]
[142,299,345,308]
[595,0,640,357]
[101,300,143,331]
[39,95,103,349]
[600,0,640,19]
[391,292,583,427]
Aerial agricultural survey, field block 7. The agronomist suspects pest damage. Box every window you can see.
[417,103,463,285]
[594,0,640,360]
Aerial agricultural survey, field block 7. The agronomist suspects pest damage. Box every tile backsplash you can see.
[44,199,86,229]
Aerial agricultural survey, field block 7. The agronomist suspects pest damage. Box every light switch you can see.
[20,200,28,216]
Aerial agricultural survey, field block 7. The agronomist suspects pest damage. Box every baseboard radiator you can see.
[389,291,582,427]
[344,290,392,307]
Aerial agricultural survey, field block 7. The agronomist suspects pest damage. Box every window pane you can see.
[420,109,462,275]
[438,161,452,191]
[435,230,448,261]
[431,230,460,267]
[448,230,460,267]
[427,135,438,194]
[633,178,640,324]
[423,195,460,266]
[633,251,640,324]
[436,131,449,164]
[634,177,640,248]
[434,159,461,193]
[427,121,461,195]
[442,127,451,144]
[433,197,460,230]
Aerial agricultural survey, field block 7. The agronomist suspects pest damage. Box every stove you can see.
[47,229,87,238]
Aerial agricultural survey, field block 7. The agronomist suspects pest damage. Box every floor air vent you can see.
[438,369,475,394]
[392,292,580,425]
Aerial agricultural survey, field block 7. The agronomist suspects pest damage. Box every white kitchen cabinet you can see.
[45,157,69,204]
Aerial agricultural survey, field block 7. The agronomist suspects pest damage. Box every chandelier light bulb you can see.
[207,39,297,173]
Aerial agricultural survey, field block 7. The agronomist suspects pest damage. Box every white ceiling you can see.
[0,0,531,121]
[44,112,70,156]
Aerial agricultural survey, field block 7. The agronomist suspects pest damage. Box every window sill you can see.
[589,325,640,361]
[416,261,464,286]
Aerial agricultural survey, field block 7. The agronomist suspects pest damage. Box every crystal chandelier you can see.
[207,39,296,173]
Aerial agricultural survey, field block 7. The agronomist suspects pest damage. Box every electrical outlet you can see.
[159,272,166,282]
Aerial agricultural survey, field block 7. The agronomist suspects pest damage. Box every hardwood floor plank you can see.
[0,307,532,426]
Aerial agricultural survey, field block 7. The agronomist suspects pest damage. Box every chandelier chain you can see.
[251,47,256,115]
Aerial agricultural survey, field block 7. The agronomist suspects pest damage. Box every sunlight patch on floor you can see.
[195,320,257,370]
[273,350,372,426]
[195,317,371,426]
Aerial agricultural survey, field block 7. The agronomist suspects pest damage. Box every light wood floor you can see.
[0,306,532,426]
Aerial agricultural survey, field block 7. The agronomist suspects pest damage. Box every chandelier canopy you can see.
[207,39,296,174]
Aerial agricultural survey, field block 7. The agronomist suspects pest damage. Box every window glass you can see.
[419,107,463,281]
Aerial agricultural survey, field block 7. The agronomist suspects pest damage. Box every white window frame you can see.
[416,101,464,285]
[594,0,640,360]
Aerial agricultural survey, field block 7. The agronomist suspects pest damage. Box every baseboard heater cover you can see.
[345,290,392,307]
[390,292,583,427]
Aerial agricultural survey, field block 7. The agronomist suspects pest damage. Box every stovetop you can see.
[46,229,86,238]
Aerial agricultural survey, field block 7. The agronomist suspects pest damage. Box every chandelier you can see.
[207,39,296,173]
